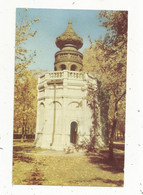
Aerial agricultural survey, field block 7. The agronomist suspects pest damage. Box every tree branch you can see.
[116,89,126,105]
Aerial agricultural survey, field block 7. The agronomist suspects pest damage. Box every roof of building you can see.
[55,20,83,50]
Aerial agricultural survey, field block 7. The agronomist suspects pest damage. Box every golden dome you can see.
[56,20,83,50]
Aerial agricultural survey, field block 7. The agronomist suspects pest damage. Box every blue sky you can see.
[16,8,107,71]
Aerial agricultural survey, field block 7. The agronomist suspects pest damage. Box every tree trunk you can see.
[108,100,118,161]
[21,126,25,142]
[21,120,26,142]
[109,140,114,160]
[108,118,117,161]
[108,90,126,161]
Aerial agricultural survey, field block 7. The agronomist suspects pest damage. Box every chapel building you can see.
[34,20,99,150]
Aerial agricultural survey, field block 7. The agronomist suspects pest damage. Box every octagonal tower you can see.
[34,20,105,151]
[54,20,83,71]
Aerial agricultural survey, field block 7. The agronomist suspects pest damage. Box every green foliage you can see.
[97,82,110,145]
[14,70,38,136]
[14,9,40,138]
[83,11,127,159]
[15,9,39,76]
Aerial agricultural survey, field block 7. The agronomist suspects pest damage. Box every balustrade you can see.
[68,71,83,79]
[40,70,84,82]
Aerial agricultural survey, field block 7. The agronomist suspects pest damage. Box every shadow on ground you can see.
[24,167,45,185]
[13,145,35,153]
[13,141,125,173]
[13,140,124,186]
[69,177,123,187]
[93,177,123,186]
[13,140,37,163]
[114,141,125,151]
[86,142,124,174]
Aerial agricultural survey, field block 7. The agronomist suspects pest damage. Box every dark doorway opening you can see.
[60,64,66,70]
[70,121,78,144]
[71,64,77,71]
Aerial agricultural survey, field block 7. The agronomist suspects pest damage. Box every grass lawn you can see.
[12,140,124,187]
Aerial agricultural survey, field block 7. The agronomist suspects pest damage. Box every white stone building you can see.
[34,20,100,150]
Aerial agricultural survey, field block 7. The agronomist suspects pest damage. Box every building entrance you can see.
[70,121,78,144]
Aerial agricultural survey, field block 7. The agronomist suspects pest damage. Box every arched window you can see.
[54,67,57,71]
[71,64,77,71]
[60,64,66,70]
[70,121,78,144]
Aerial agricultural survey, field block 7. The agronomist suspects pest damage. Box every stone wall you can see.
[35,70,97,150]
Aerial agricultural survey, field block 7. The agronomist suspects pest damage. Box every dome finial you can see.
[55,20,83,50]
[68,19,72,24]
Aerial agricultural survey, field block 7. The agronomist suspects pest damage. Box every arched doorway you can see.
[70,121,78,144]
